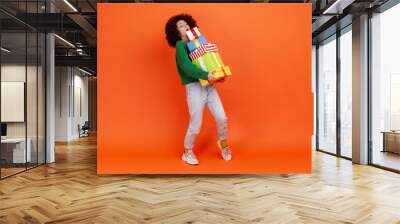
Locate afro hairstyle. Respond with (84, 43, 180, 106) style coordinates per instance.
(165, 13, 198, 48)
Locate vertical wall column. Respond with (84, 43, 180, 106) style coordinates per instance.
(352, 14, 369, 164)
(46, 0, 55, 163)
(46, 33, 55, 163)
(312, 45, 317, 151)
(88, 77, 97, 132)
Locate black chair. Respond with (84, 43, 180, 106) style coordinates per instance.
(78, 121, 90, 138)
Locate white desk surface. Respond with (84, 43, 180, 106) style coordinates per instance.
(1, 138, 29, 144)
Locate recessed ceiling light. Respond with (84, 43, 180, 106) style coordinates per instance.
(54, 34, 75, 48)
(63, 0, 78, 12)
(77, 67, 93, 76)
(1, 47, 11, 53)
(323, 0, 355, 15)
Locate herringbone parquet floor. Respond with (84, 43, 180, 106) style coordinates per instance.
(1, 134, 400, 224)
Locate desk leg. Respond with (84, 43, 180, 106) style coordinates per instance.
(382, 133, 386, 153)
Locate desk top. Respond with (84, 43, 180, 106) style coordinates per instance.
(1, 138, 30, 143)
(381, 131, 400, 134)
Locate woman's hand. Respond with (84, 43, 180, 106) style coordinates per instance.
(208, 72, 217, 83)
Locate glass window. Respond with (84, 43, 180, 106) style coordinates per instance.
(339, 27, 352, 158)
(317, 35, 337, 154)
(371, 3, 400, 171)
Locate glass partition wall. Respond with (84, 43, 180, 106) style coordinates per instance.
(317, 35, 337, 155)
(0, 1, 46, 179)
(370, 3, 400, 172)
(339, 26, 352, 159)
(316, 26, 353, 159)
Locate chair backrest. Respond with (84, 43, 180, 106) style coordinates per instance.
(82, 121, 90, 129)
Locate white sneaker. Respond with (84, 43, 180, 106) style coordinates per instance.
(217, 140, 232, 161)
(182, 150, 199, 165)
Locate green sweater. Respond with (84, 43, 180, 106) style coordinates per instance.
(175, 40, 209, 85)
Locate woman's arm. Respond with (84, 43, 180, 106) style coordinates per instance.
(176, 41, 209, 80)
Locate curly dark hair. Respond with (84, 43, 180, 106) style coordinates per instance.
(165, 13, 198, 48)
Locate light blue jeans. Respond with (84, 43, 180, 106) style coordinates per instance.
(184, 82, 228, 150)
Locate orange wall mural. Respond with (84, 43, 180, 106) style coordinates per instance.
(97, 3, 313, 174)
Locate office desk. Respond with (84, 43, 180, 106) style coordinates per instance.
(1, 138, 32, 164)
(381, 131, 400, 154)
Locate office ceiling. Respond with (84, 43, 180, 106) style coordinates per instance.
(0, 0, 394, 75)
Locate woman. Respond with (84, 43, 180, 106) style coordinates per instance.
(165, 13, 232, 165)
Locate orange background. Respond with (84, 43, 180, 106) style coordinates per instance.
(97, 3, 313, 174)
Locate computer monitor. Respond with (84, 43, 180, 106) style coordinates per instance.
(1, 123, 7, 137)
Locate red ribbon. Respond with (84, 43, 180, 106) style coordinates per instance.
(190, 28, 199, 39)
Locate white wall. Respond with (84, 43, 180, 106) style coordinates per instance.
(55, 67, 89, 141)
(1, 65, 26, 135)
(72, 72, 89, 138)
(55, 66, 70, 141)
(1, 64, 40, 137)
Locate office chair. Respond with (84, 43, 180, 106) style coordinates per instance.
(79, 121, 90, 138)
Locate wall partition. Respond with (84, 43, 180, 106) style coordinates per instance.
(0, 1, 47, 179)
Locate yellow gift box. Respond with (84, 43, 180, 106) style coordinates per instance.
(199, 66, 232, 87)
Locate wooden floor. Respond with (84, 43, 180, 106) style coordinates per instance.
(372, 150, 400, 171)
(1, 135, 400, 223)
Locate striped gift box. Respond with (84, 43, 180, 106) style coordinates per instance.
(189, 43, 219, 60)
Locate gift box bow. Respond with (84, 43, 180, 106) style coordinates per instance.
(189, 43, 219, 61)
(186, 27, 202, 41)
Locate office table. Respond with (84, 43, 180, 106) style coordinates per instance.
(381, 131, 400, 154)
